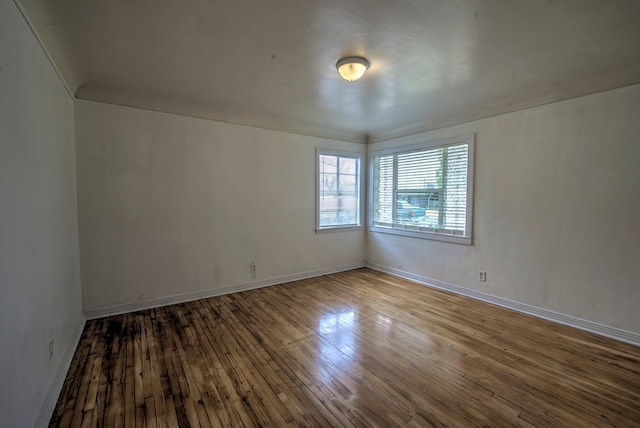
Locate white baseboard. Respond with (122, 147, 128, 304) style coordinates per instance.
(366, 262, 640, 347)
(84, 262, 365, 320)
(34, 317, 86, 428)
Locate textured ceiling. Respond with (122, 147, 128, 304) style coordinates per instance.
(20, 0, 640, 142)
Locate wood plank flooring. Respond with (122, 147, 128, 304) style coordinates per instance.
(50, 268, 640, 427)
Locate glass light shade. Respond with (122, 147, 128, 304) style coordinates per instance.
(336, 57, 370, 82)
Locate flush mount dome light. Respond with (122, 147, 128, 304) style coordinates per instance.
(336, 56, 370, 81)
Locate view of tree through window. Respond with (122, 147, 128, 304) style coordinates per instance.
(318, 154, 360, 228)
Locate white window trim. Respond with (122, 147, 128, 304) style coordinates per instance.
(316, 149, 365, 233)
(368, 133, 475, 245)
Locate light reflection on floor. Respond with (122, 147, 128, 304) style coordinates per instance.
(318, 309, 357, 356)
(315, 309, 358, 386)
(372, 312, 437, 362)
(375, 314, 393, 332)
(313, 308, 442, 398)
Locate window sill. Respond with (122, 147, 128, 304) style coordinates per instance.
(316, 225, 364, 234)
(368, 225, 472, 245)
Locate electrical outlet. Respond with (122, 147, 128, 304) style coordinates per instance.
(48, 339, 54, 360)
(250, 262, 256, 274)
(478, 271, 487, 282)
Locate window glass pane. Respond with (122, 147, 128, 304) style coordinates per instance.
(321, 173, 337, 194)
(337, 209, 357, 224)
(339, 157, 357, 174)
(340, 175, 357, 192)
(318, 153, 361, 228)
(320, 155, 338, 174)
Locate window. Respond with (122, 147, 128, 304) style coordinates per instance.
(369, 134, 474, 244)
(317, 151, 362, 231)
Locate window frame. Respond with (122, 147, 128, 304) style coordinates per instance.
(368, 133, 475, 245)
(316, 149, 365, 233)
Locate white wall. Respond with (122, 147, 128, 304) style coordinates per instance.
(75, 101, 366, 313)
(0, 1, 84, 426)
(368, 84, 640, 335)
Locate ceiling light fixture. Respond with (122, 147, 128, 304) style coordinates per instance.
(336, 57, 370, 82)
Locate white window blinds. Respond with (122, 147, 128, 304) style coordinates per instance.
(371, 135, 473, 244)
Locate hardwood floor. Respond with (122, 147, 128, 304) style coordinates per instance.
(51, 268, 640, 427)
